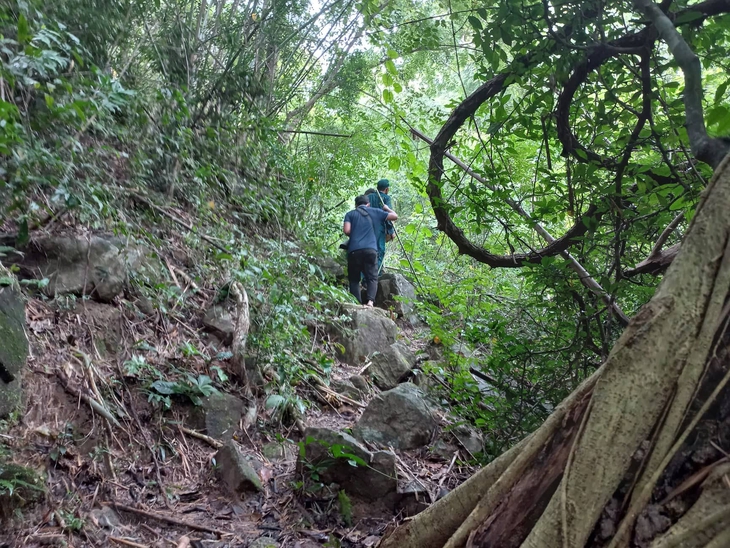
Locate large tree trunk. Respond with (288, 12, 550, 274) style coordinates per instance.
(379, 152, 730, 548)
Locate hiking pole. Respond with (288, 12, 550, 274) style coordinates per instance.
(376, 191, 427, 295)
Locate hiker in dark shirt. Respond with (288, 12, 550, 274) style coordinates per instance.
(343, 195, 398, 307)
(365, 179, 395, 272)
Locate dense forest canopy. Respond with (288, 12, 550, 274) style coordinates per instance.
(1, 0, 730, 545)
(1, 0, 729, 447)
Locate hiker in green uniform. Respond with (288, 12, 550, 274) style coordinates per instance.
(366, 179, 395, 273)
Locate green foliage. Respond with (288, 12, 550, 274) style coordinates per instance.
(2, 0, 728, 474)
(149, 374, 218, 407)
(338, 489, 353, 526)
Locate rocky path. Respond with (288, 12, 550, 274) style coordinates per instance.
(0, 235, 481, 548)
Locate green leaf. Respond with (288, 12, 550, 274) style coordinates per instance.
(16, 219, 29, 247)
(44, 94, 54, 108)
(468, 16, 483, 31)
(714, 80, 729, 104)
(17, 14, 29, 44)
(393, 82, 402, 93)
(383, 89, 394, 104)
(150, 380, 177, 395)
(388, 156, 401, 170)
(675, 11, 704, 24)
(265, 394, 286, 410)
(708, 105, 730, 134)
(386, 49, 399, 59)
(385, 59, 397, 76)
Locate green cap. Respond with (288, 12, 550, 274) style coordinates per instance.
(377, 178, 390, 189)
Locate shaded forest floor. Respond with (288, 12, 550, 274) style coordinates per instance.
(0, 205, 476, 548)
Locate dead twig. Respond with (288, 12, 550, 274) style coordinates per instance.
(107, 503, 230, 536)
(109, 537, 149, 548)
(311, 379, 366, 409)
(171, 265, 199, 290)
(177, 425, 223, 448)
(438, 453, 459, 488)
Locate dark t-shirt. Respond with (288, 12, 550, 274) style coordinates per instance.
(344, 206, 390, 252)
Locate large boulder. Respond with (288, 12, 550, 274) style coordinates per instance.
(367, 342, 416, 390)
(0, 286, 27, 419)
(375, 273, 418, 322)
(299, 427, 397, 501)
(313, 255, 345, 282)
(1, 235, 153, 302)
(332, 305, 398, 365)
(354, 384, 438, 450)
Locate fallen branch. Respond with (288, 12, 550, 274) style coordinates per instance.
(312, 379, 367, 409)
(178, 425, 223, 448)
(109, 537, 149, 548)
(106, 503, 230, 536)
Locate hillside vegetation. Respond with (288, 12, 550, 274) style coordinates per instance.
(1, 0, 730, 547)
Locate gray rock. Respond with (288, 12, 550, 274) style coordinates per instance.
(452, 424, 484, 455)
(332, 305, 398, 365)
(349, 450, 397, 502)
(191, 393, 243, 440)
(330, 379, 364, 401)
(367, 342, 416, 390)
(214, 440, 262, 494)
(349, 375, 370, 394)
(0, 286, 27, 418)
(354, 384, 438, 450)
(203, 305, 235, 345)
(451, 342, 475, 358)
(313, 256, 345, 281)
(90, 506, 121, 529)
(262, 442, 295, 461)
(248, 538, 280, 548)
(299, 427, 397, 501)
(2, 235, 152, 302)
(429, 439, 458, 461)
(408, 369, 434, 389)
(375, 273, 419, 323)
(395, 480, 431, 517)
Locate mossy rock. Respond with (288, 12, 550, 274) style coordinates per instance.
(0, 462, 45, 521)
(0, 286, 28, 419)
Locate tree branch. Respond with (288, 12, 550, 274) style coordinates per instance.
(633, 0, 730, 168)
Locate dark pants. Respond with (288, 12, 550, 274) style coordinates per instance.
(348, 249, 378, 303)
